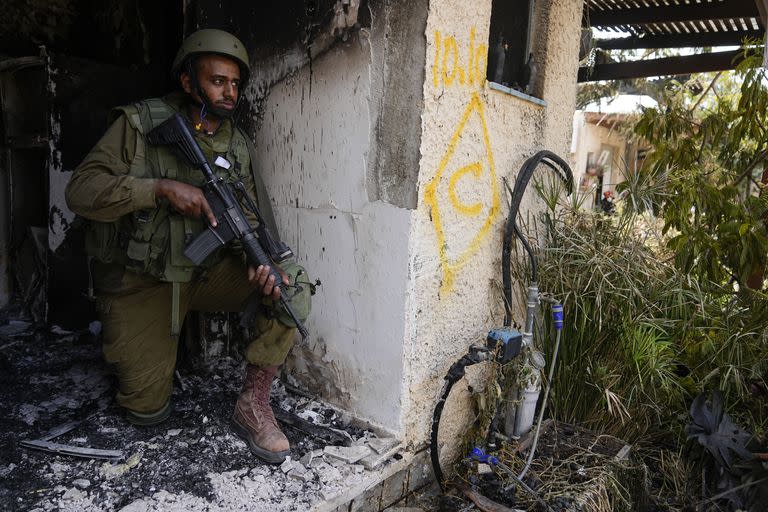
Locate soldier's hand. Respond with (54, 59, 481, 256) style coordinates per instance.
(247, 264, 289, 300)
(155, 179, 217, 227)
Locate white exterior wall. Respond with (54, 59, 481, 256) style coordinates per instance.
(254, 38, 411, 433)
(403, 0, 583, 444)
(254, 0, 584, 443)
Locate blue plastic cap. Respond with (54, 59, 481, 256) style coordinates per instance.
(552, 304, 564, 330)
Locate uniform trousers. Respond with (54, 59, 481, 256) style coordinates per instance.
(94, 254, 297, 414)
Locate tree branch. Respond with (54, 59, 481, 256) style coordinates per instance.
(689, 71, 723, 113)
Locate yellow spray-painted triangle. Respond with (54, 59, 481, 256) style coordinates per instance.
(424, 92, 500, 293)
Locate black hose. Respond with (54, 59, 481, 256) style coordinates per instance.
(502, 151, 573, 326)
(429, 150, 573, 491)
(430, 348, 488, 491)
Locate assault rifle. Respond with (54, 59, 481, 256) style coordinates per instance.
(147, 113, 309, 340)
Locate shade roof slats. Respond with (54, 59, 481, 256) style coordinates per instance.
(580, 0, 766, 81)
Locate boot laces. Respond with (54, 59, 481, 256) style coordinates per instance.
(250, 368, 278, 427)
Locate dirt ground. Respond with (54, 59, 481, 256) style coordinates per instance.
(0, 318, 396, 512)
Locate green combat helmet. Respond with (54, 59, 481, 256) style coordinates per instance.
(172, 29, 250, 118)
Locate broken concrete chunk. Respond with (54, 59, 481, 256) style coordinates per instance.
(166, 429, 182, 437)
(323, 445, 371, 464)
(291, 462, 307, 475)
(320, 489, 340, 501)
(359, 441, 402, 470)
(297, 409, 323, 424)
(61, 488, 84, 501)
(288, 468, 314, 482)
(72, 478, 91, 489)
(315, 463, 343, 484)
(366, 437, 399, 455)
(477, 463, 493, 475)
(0, 463, 16, 477)
(280, 457, 294, 474)
(299, 451, 314, 467)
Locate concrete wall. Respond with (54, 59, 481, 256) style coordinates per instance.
(251, 0, 583, 442)
(252, 3, 424, 432)
(402, 0, 583, 445)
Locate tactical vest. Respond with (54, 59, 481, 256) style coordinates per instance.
(85, 97, 278, 284)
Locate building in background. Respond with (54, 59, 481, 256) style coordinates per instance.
(569, 94, 655, 210)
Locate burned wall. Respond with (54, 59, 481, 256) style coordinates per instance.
(189, 0, 368, 129)
(0, 0, 182, 323)
(250, 1, 430, 434)
(0, 0, 179, 68)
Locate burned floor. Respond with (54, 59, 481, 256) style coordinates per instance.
(0, 312, 417, 512)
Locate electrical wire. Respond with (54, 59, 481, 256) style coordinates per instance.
(430, 151, 573, 495)
(502, 151, 573, 327)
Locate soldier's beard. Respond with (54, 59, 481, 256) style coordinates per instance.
(198, 91, 237, 120)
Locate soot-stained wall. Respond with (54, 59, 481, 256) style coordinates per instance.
(0, 0, 181, 324)
(250, 0, 429, 433)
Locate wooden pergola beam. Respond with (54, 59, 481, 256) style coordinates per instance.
(755, 0, 768, 27)
(587, 0, 757, 26)
(595, 30, 764, 50)
(578, 50, 746, 82)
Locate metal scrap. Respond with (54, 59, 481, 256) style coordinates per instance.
(20, 419, 124, 461)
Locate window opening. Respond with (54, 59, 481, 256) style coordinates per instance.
(486, 0, 537, 96)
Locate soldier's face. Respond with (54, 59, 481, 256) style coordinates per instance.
(181, 55, 241, 117)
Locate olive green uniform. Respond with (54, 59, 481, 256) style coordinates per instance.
(66, 92, 309, 415)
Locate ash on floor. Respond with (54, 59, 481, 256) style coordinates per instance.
(0, 322, 398, 512)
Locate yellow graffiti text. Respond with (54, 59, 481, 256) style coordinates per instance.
(433, 28, 487, 90)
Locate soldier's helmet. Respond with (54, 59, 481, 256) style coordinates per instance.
(172, 29, 250, 83)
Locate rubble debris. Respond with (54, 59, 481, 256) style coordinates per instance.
(61, 487, 85, 501)
(323, 445, 372, 464)
(0, 463, 16, 477)
(477, 463, 493, 475)
(360, 441, 402, 470)
(99, 452, 142, 479)
(0, 330, 405, 511)
(274, 408, 350, 446)
(72, 478, 91, 489)
(367, 437, 399, 455)
(280, 457, 294, 474)
(174, 370, 188, 392)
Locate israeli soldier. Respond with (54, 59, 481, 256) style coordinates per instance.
(65, 29, 311, 464)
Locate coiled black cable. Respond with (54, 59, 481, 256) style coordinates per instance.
(502, 151, 573, 326)
(430, 150, 573, 490)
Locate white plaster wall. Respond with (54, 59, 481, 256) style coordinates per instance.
(252, 0, 583, 444)
(253, 37, 411, 433)
(403, 0, 584, 446)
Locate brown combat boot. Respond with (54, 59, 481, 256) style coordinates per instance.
(231, 364, 290, 463)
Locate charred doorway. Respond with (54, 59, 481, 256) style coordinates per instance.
(0, 0, 183, 328)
